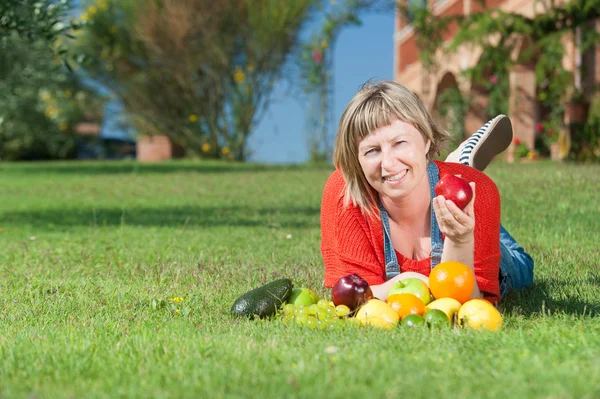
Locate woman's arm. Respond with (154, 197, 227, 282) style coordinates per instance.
(433, 182, 482, 299)
(321, 172, 385, 288)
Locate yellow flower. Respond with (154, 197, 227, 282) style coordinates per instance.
(59, 122, 69, 131)
(188, 114, 198, 123)
(39, 90, 51, 101)
(221, 147, 231, 155)
(201, 143, 211, 153)
(80, 12, 89, 22)
(88, 5, 97, 15)
(97, 0, 109, 10)
(169, 297, 184, 303)
(44, 107, 58, 119)
(233, 67, 245, 84)
(321, 40, 328, 49)
(175, 309, 180, 314)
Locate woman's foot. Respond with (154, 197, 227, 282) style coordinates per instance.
(445, 115, 513, 171)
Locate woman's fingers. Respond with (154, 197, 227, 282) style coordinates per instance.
(464, 182, 476, 216)
(434, 195, 474, 231)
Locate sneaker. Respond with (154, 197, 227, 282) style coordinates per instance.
(445, 115, 513, 171)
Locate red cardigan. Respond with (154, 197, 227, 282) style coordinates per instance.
(320, 160, 502, 303)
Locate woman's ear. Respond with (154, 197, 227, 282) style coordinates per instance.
(425, 139, 431, 155)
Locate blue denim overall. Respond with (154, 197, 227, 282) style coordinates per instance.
(379, 162, 534, 297)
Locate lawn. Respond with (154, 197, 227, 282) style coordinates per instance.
(1, 159, 599, 399)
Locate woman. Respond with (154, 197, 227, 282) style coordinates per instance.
(320, 81, 533, 304)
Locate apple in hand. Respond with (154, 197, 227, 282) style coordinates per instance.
(434, 174, 473, 210)
(387, 278, 431, 305)
(331, 273, 373, 311)
(288, 287, 320, 306)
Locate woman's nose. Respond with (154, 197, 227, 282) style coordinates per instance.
(381, 148, 397, 170)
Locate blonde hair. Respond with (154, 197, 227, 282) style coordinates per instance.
(333, 80, 448, 215)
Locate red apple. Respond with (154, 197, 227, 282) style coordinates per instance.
(331, 273, 373, 311)
(434, 174, 473, 210)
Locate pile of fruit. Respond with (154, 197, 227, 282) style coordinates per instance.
(231, 261, 502, 331)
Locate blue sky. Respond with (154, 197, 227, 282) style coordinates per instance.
(98, 9, 396, 164)
(248, 12, 395, 164)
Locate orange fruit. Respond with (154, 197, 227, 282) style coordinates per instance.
(386, 293, 426, 319)
(458, 299, 503, 331)
(429, 261, 475, 304)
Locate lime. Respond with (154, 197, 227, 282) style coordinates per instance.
(424, 309, 451, 329)
(401, 314, 425, 327)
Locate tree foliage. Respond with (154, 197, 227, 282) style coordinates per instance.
(401, 0, 600, 160)
(0, 34, 106, 160)
(0, 0, 73, 43)
(298, 0, 393, 163)
(75, 0, 318, 161)
(402, 0, 600, 104)
(0, 1, 107, 160)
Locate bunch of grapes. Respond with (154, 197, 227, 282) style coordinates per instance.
(278, 299, 353, 329)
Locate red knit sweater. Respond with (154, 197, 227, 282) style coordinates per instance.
(320, 161, 502, 304)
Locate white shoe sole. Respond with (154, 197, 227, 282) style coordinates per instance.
(459, 115, 513, 171)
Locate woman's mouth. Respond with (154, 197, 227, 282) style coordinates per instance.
(383, 169, 408, 183)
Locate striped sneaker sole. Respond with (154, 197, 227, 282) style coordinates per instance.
(459, 115, 513, 170)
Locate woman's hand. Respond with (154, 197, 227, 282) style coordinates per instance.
(433, 181, 476, 245)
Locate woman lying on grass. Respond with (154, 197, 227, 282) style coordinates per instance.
(320, 80, 534, 304)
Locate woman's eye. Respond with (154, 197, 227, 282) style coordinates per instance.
(396, 140, 406, 145)
(365, 148, 378, 155)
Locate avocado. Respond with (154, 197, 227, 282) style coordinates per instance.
(231, 278, 293, 318)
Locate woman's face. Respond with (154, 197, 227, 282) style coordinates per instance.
(357, 119, 431, 202)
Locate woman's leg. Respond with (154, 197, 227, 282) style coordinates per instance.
(498, 225, 535, 296)
(445, 115, 513, 171)
(446, 115, 533, 295)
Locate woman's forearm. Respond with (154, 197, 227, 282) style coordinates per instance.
(441, 237, 482, 299)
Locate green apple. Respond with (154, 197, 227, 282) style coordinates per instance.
(288, 288, 319, 306)
(387, 278, 432, 305)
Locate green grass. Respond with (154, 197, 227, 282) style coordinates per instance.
(1, 159, 599, 399)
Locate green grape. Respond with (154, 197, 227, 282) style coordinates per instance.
(281, 314, 294, 325)
(307, 304, 319, 315)
(306, 317, 317, 329)
(317, 299, 330, 309)
(282, 304, 296, 315)
(316, 308, 329, 320)
(295, 307, 308, 316)
(335, 304, 350, 317)
(325, 307, 337, 318)
(295, 313, 309, 325)
(315, 319, 328, 330)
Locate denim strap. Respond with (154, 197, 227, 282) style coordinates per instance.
(379, 201, 401, 280)
(428, 162, 444, 269)
(380, 161, 444, 280)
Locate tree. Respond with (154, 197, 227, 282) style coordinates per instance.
(299, 0, 393, 163)
(75, 0, 319, 161)
(0, 0, 75, 44)
(0, 0, 107, 160)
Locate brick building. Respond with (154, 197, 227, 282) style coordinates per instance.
(394, 0, 600, 151)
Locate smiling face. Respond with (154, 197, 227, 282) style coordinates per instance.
(357, 119, 431, 202)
